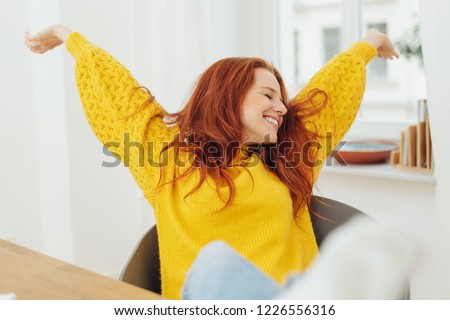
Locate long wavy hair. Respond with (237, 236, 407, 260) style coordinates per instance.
(147, 57, 327, 218)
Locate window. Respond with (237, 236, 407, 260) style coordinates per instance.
(292, 0, 343, 87)
(323, 27, 341, 63)
(294, 29, 300, 84)
(366, 22, 387, 78)
(361, 0, 425, 122)
(285, 0, 425, 137)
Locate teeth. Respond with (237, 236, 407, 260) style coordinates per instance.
(263, 116, 278, 127)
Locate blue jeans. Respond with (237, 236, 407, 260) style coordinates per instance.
(182, 241, 283, 300)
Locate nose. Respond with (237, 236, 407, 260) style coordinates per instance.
(274, 100, 287, 116)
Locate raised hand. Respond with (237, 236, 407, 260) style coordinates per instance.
(24, 24, 72, 54)
(362, 28, 400, 60)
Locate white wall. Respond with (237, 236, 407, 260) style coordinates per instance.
(27, 0, 75, 263)
(419, 0, 450, 298)
(0, 0, 43, 248)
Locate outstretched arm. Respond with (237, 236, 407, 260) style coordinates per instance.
(293, 29, 398, 177)
(25, 25, 179, 196)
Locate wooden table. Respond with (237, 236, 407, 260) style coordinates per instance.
(0, 240, 163, 299)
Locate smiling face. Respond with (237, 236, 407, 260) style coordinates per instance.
(241, 68, 288, 144)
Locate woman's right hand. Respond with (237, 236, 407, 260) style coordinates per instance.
(25, 24, 72, 54)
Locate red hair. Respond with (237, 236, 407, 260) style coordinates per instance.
(150, 57, 327, 217)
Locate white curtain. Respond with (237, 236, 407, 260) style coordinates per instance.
(132, 0, 278, 112)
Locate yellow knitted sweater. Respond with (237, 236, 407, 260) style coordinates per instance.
(66, 33, 376, 299)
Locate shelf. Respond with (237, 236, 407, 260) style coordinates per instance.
(321, 161, 436, 184)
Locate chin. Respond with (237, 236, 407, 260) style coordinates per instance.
(265, 137, 277, 144)
(258, 137, 278, 144)
(261, 134, 278, 144)
(243, 132, 278, 144)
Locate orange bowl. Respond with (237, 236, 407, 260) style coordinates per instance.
(335, 140, 399, 164)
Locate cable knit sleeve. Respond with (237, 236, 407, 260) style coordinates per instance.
(292, 41, 377, 179)
(66, 32, 179, 194)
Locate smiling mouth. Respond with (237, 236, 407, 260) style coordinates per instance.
(263, 116, 279, 127)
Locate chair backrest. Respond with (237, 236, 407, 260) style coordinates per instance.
(119, 196, 409, 298)
(120, 225, 161, 293)
(309, 195, 365, 247)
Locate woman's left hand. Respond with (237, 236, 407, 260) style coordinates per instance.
(362, 28, 400, 60)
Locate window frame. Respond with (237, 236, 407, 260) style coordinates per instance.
(276, 0, 419, 140)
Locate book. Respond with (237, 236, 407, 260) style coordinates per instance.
(407, 125, 417, 167)
(400, 131, 408, 166)
(416, 121, 426, 168)
(425, 116, 431, 169)
(390, 150, 400, 166)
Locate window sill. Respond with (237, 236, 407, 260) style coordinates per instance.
(321, 161, 436, 184)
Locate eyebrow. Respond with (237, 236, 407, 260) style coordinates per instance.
(260, 86, 279, 93)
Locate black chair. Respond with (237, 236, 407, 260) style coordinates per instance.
(309, 195, 365, 247)
(119, 196, 409, 298)
(120, 224, 161, 294)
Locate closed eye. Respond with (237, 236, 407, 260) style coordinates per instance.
(264, 94, 273, 100)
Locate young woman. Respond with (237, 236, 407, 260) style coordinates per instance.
(25, 25, 399, 299)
